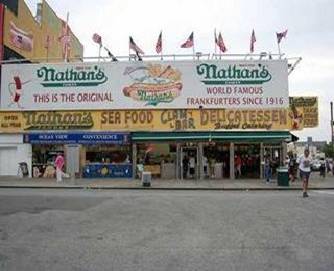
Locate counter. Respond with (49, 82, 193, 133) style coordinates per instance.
(83, 163, 133, 178)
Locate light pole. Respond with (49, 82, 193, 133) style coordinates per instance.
(331, 102, 333, 157)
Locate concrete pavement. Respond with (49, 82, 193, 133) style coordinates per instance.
(1, 189, 334, 271)
(0, 173, 333, 190)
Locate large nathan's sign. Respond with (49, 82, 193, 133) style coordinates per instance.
(0, 60, 288, 110)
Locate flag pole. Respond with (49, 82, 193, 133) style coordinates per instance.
(277, 37, 282, 59)
(98, 44, 102, 62)
(64, 12, 69, 62)
(161, 30, 163, 60)
(128, 37, 131, 61)
(192, 32, 195, 60)
(214, 28, 217, 56)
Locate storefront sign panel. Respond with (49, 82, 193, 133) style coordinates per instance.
(24, 132, 129, 144)
(289, 96, 318, 129)
(1, 60, 288, 110)
(0, 109, 298, 132)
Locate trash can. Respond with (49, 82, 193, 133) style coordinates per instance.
(18, 162, 29, 178)
(214, 163, 223, 179)
(142, 171, 151, 187)
(277, 167, 289, 186)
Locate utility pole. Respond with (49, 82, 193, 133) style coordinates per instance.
(331, 102, 333, 157)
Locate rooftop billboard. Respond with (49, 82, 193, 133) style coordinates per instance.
(0, 60, 289, 110)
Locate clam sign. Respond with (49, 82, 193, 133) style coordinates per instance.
(0, 60, 288, 110)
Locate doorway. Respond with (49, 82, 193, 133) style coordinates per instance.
(181, 146, 199, 180)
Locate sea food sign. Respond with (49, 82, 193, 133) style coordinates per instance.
(0, 60, 288, 110)
(0, 108, 298, 132)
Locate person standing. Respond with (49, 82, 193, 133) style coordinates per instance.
(235, 155, 242, 178)
(189, 156, 196, 179)
(182, 155, 189, 179)
(264, 154, 272, 184)
(298, 149, 312, 198)
(55, 153, 65, 182)
(203, 155, 208, 178)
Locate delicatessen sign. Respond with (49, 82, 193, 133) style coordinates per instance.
(0, 108, 300, 132)
(0, 60, 288, 110)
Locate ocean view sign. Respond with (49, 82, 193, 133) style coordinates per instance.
(0, 60, 288, 110)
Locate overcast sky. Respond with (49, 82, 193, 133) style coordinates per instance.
(25, 0, 334, 142)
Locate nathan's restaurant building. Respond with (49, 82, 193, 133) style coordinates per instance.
(0, 60, 316, 180)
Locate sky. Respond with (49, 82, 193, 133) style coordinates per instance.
(25, 0, 334, 142)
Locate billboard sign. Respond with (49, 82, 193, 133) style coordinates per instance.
(0, 60, 289, 110)
(0, 108, 295, 133)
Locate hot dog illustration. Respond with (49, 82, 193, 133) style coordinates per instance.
(123, 64, 182, 106)
(8, 75, 30, 109)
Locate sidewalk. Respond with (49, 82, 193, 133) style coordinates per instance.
(0, 174, 333, 190)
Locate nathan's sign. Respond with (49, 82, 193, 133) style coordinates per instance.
(0, 108, 297, 133)
(37, 65, 108, 87)
(23, 111, 94, 130)
(0, 60, 288, 111)
(196, 63, 272, 85)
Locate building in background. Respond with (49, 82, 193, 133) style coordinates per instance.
(0, 0, 83, 177)
(0, 0, 83, 62)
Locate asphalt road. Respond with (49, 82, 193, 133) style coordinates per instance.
(0, 189, 333, 271)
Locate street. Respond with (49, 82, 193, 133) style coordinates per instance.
(0, 189, 333, 271)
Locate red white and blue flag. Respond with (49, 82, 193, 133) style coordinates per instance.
(181, 32, 194, 48)
(217, 32, 227, 53)
(276, 29, 288, 44)
(155, 31, 162, 54)
(92, 33, 102, 46)
(129, 36, 144, 55)
(250, 29, 256, 53)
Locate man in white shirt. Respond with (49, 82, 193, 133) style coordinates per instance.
(298, 149, 312, 198)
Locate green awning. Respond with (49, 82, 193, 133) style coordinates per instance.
(132, 131, 294, 143)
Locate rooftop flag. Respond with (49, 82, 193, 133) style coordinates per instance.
(276, 29, 288, 44)
(217, 32, 227, 53)
(92, 33, 102, 46)
(250, 29, 256, 53)
(129, 36, 144, 55)
(156, 31, 162, 54)
(181, 32, 194, 48)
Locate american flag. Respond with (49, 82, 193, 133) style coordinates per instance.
(58, 19, 71, 60)
(155, 31, 162, 54)
(250, 29, 256, 53)
(217, 32, 227, 53)
(181, 32, 194, 48)
(92, 33, 102, 45)
(129, 36, 144, 55)
(276, 29, 288, 44)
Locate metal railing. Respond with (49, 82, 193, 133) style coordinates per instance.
(0, 53, 302, 75)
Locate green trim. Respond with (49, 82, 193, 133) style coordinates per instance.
(132, 131, 292, 143)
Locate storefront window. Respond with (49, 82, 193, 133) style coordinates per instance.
(86, 145, 131, 164)
(235, 144, 260, 178)
(137, 143, 176, 178)
(32, 145, 64, 178)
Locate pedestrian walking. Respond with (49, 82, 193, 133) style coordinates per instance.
(288, 155, 296, 182)
(55, 153, 65, 182)
(298, 149, 312, 198)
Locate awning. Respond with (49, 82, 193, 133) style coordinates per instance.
(132, 131, 294, 143)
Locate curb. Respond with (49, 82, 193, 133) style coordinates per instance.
(0, 185, 334, 191)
